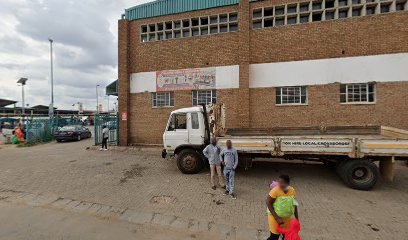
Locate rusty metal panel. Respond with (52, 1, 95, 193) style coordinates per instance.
(360, 139, 408, 155)
(218, 137, 275, 153)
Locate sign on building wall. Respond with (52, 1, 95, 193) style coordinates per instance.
(156, 67, 216, 92)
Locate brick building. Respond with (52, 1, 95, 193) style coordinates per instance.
(118, 0, 408, 145)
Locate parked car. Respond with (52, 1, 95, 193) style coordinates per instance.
(54, 126, 92, 142)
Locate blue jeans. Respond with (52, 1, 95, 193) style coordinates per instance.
(224, 169, 235, 194)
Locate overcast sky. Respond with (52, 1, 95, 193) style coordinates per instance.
(0, 0, 150, 111)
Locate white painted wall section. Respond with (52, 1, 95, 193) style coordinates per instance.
(130, 72, 156, 93)
(250, 53, 408, 88)
(130, 65, 240, 93)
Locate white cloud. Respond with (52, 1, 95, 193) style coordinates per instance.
(0, 0, 151, 111)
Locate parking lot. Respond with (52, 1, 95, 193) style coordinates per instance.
(0, 138, 407, 239)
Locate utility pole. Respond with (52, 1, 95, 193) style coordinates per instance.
(107, 95, 110, 114)
(48, 38, 54, 118)
(96, 84, 100, 114)
(17, 78, 28, 116)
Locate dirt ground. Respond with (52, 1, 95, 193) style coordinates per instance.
(0, 138, 407, 239)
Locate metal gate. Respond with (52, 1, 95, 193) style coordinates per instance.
(94, 113, 118, 146)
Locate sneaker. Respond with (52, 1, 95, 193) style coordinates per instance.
(223, 190, 229, 195)
(103, 149, 108, 151)
(230, 193, 237, 200)
(212, 186, 216, 190)
(99, 148, 103, 151)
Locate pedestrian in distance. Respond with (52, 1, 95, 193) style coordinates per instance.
(100, 125, 109, 151)
(203, 137, 225, 190)
(266, 175, 299, 240)
(220, 140, 238, 199)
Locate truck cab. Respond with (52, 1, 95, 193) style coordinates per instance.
(162, 106, 210, 174)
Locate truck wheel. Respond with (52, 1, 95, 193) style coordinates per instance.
(176, 149, 203, 174)
(342, 160, 380, 191)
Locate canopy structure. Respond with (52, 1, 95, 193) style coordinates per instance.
(0, 98, 17, 107)
(106, 80, 118, 96)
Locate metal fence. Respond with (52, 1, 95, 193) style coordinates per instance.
(25, 116, 83, 145)
(94, 113, 118, 146)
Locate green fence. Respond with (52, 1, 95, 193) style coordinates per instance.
(25, 116, 84, 145)
(25, 118, 53, 144)
(94, 114, 118, 146)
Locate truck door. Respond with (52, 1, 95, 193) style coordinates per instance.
(164, 113, 188, 149)
(188, 112, 204, 145)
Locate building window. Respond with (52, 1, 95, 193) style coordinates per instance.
(252, 0, 407, 29)
(141, 12, 238, 42)
(340, 83, 376, 103)
(152, 92, 174, 107)
(276, 86, 308, 105)
(192, 90, 216, 106)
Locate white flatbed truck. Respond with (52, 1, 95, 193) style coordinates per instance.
(162, 104, 408, 190)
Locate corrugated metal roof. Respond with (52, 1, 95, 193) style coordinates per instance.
(124, 0, 241, 21)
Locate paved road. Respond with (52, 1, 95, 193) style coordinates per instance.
(0, 201, 214, 240)
(0, 138, 407, 239)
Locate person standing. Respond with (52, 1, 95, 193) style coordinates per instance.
(15, 123, 25, 143)
(100, 125, 109, 151)
(266, 175, 299, 240)
(220, 140, 238, 199)
(203, 137, 225, 190)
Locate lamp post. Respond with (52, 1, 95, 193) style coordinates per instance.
(96, 84, 100, 113)
(17, 78, 28, 116)
(107, 95, 110, 114)
(48, 38, 54, 118)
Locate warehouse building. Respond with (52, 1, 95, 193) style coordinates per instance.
(118, 0, 408, 145)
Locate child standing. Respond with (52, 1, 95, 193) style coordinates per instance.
(220, 140, 238, 199)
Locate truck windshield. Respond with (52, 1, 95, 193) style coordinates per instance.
(167, 113, 187, 131)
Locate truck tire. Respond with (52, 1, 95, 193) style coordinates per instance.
(176, 149, 203, 174)
(342, 160, 380, 191)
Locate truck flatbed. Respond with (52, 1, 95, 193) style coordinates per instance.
(163, 104, 408, 190)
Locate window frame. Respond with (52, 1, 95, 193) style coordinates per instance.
(251, 0, 408, 30)
(152, 92, 174, 108)
(340, 83, 376, 104)
(192, 90, 217, 106)
(140, 11, 239, 43)
(275, 86, 308, 106)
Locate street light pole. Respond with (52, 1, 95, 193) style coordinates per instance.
(17, 78, 28, 116)
(48, 38, 54, 118)
(107, 95, 110, 114)
(96, 85, 100, 113)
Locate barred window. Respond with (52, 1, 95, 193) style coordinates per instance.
(152, 92, 174, 107)
(340, 83, 375, 103)
(276, 86, 307, 105)
(192, 90, 216, 106)
(141, 12, 238, 43)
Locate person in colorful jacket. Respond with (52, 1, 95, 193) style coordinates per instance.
(266, 174, 299, 240)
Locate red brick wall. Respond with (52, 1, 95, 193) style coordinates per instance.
(118, 0, 408, 145)
(249, 82, 408, 129)
(129, 89, 241, 144)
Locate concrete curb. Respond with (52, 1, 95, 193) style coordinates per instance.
(88, 145, 162, 153)
(0, 188, 268, 240)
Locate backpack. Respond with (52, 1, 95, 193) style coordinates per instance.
(273, 196, 297, 218)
